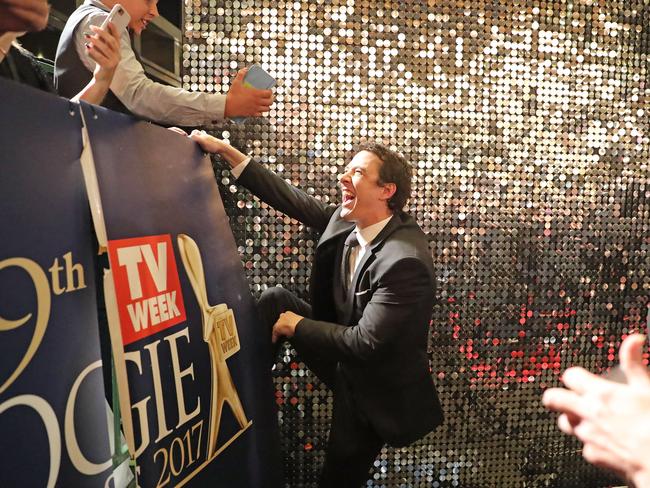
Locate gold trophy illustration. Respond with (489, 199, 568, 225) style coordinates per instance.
(177, 234, 252, 460)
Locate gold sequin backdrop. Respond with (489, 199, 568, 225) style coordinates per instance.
(182, 1, 649, 486)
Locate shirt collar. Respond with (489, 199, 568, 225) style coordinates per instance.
(355, 215, 393, 248)
(85, 0, 110, 12)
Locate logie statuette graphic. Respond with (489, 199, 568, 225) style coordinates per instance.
(177, 234, 252, 460)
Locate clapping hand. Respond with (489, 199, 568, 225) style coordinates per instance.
(543, 334, 650, 487)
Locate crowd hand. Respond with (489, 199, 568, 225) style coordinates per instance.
(85, 23, 121, 84)
(542, 334, 650, 487)
(224, 68, 273, 118)
(0, 0, 49, 34)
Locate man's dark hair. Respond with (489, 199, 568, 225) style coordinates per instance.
(355, 142, 413, 211)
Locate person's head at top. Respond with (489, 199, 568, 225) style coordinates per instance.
(0, 0, 49, 35)
(338, 143, 412, 229)
(103, 0, 159, 35)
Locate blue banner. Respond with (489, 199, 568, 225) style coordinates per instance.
(81, 103, 281, 487)
(0, 79, 113, 487)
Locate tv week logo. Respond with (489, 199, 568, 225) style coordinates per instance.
(108, 234, 186, 345)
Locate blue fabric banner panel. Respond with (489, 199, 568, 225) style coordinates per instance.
(0, 80, 113, 487)
(80, 103, 282, 488)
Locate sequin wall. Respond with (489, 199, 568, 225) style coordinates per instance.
(182, 0, 650, 486)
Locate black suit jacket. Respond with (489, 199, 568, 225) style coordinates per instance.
(238, 159, 443, 447)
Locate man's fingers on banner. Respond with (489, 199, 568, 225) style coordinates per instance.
(167, 127, 188, 136)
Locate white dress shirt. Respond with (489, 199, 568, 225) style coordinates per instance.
(74, 0, 226, 125)
(346, 216, 392, 284)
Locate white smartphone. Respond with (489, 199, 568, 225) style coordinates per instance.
(100, 3, 131, 33)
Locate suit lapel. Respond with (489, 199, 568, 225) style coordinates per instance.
(317, 207, 355, 250)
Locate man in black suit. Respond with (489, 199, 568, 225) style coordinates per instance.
(191, 131, 443, 487)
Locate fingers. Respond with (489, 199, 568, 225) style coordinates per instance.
(85, 25, 120, 69)
(580, 441, 628, 479)
(620, 334, 650, 387)
(0, 1, 49, 32)
(558, 414, 626, 474)
(189, 131, 222, 153)
(86, 37, 110, 62)
(104, 21, 121, 41)
(89, 24, 120, 57)
(543, 387, 584, 415)
(248, 88, 273, 99)
(271, 323, 280, 344)
(557, 413, 580, 435)
(189, 129, 207, 141)
(233, 68, 247, 84)
(167, 127, 188, 136)
(247, 89, 273, 108)
(91, 24, 121, 52)
(87, 45, 109, 68)
(561, 366, 614, 396)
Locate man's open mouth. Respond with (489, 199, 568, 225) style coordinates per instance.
(342, 190, 356, 206)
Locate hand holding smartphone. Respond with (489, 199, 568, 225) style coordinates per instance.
(231, 64, 276, 123)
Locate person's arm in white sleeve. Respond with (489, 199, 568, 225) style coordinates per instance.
(75, 13, 223, 125)
(74, 13, 272, 126)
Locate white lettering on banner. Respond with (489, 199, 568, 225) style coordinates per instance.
(0, 365, 114, 486)
(141, 243, 168, 293)
(144, 339, 173, 443)
(124, 351, 152, 458)
(116, 246, 144, 300)
(126, 327, 201, 452)
(126, 292, 181, 332)
(166, 328, 201, 429)
(117, 242, 168, 301)
(48, 252, 87, 296)
(64, 360, 112, 475)
(0, 254, 112, 485)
